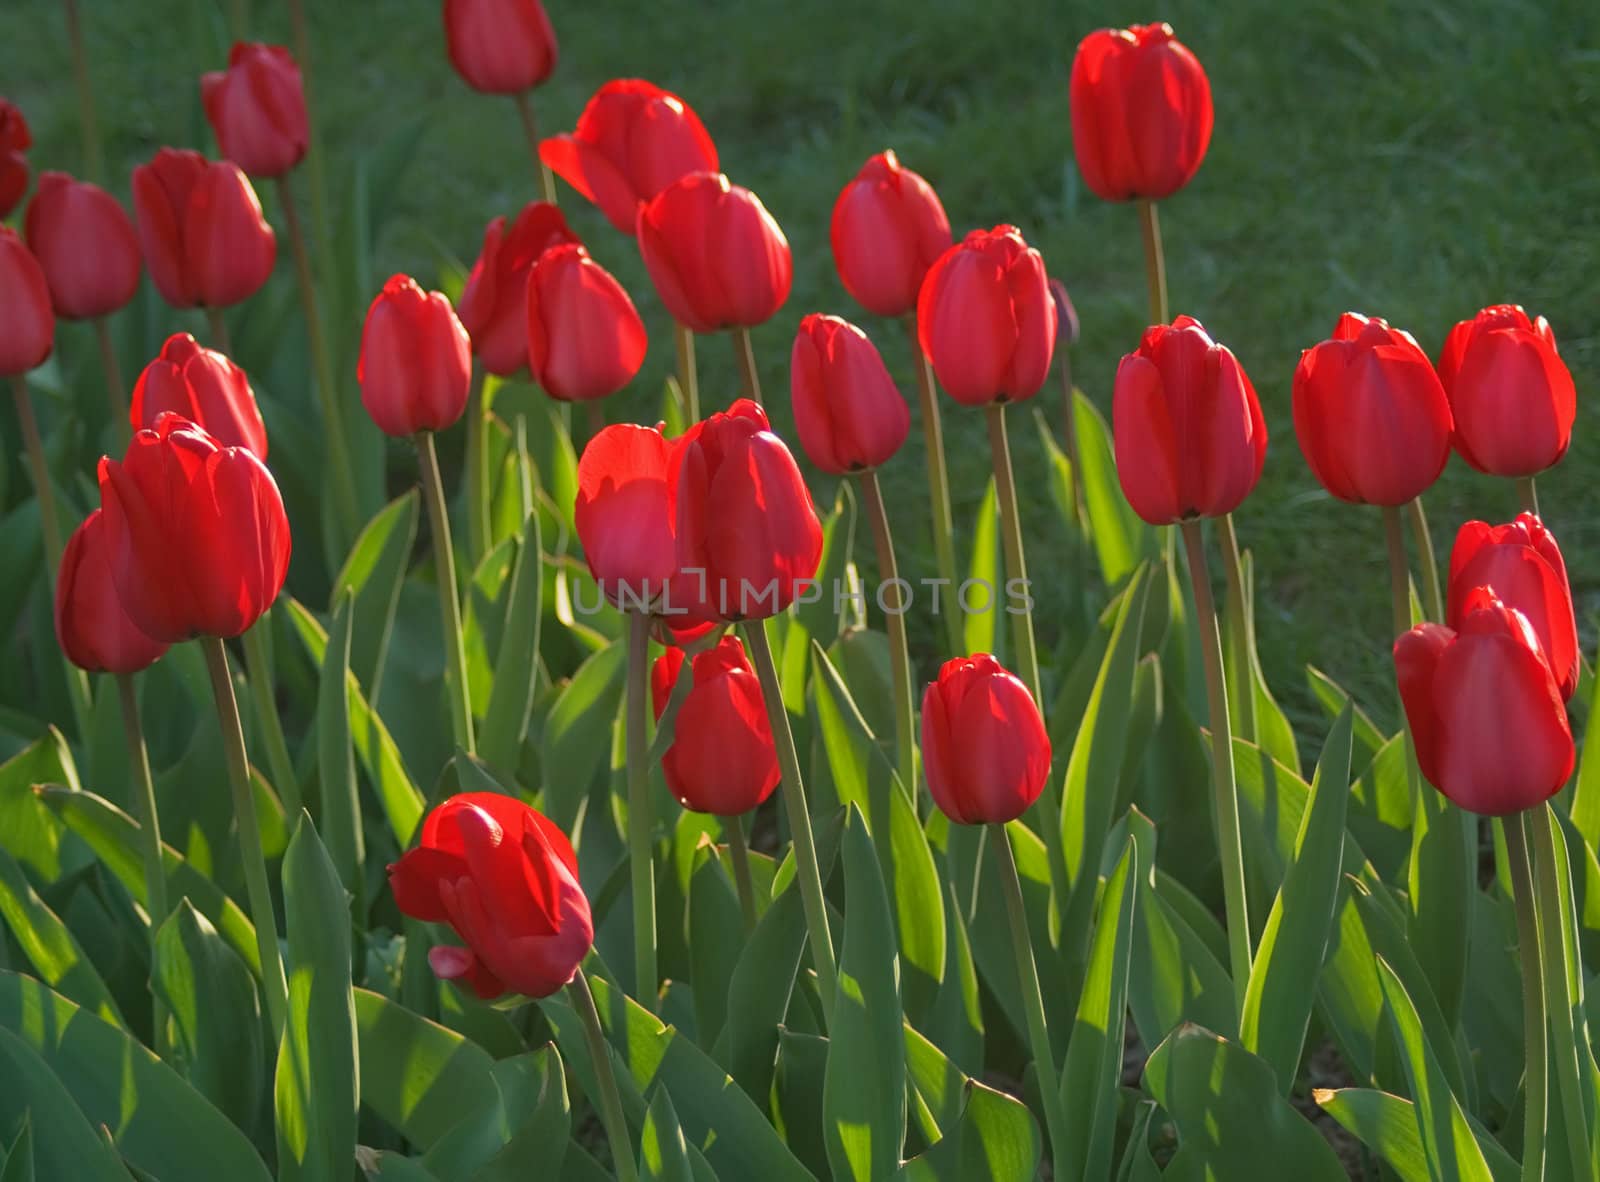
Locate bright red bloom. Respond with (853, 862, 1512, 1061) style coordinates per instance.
(55, 509, 169, 675)
(790, 313, 909, 474)
(442, 0, 557, 95)
(388, 793, 592, 999)
(540, 79, 718, 235)
(1395, 589, 1573, 816)
(1292, 312, 1453, 506)
(132, 149, 276, 310)
(201, 44, 308, 179)
(1437, 304, 1575, 478)
(651, 638, 779, 815)
(921, 654, 1052, 825)
(830, 150, 951, 318)
(636, 172, 791, 333)
(0, 228, 53, 377)
(24, 172, 141, 320)
(575, 422, 681, 610)
(1113, 315, 1266, 524)
(130, 333, 268, 458)
(358, 274, 473, 436)
(526, 244, 647, 402)
(1446, 513, 1577, 700)
(0, 99, 31, 220)
(458, 201, 580, 377)
(1069, 22, 1213, 203)
(97, 413, 291, 643)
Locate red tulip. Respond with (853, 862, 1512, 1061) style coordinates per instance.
(1447, 513, 1577, 700)
(358, 274, 473, 436)
(201, 43, 309, 179)
(0, 99, 31, 220)
(133, 149, 277, 309)
(1394, 588, 1573, 816)
(1292, 312, 1453, 506)
(98, 413, 291, 643)
(1438, 304, 1575, 478)
(540, 79, 718, 235)
(526, 244, 647, 402)
(1112, 315, 1266, 524)
(442, 0, 557, 95)
(575, 422, 681, 610)
(55, 510, 169, 675)
(916, 225, 1055, 406)
(830, 150, 951, 318)
(131, 333, 268, 458)
(458, 201, 580, 377)
(650, 637, 779, 815)
(0, 228, 53, 377)
(790, 313, 909, 474)
(921, 654, 1051, 824)
(636, 172, 791, 333)
(388, 792, 592, 999)
(1069, 22, 1213, 203)
(24, 172, 141, 320)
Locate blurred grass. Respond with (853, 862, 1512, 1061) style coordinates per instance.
(5, 0, 1600, 730)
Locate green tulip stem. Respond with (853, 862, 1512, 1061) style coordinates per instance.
(585, 401, 607, 444)
(114, 671, 170, 1054)
(1215, 512, 1257, 739)
(567, 970, 640, 1182)
(983, 403, 1040, 704)
(724, 815, 758, 933)
(742, 620, 838, 1020)
(732, 327, 762, 406)
(1530, 805, 1591, 1180)
(513, 91, 559, 205)
(62, 0, 104, 183)
(674, 322, 700, 422)
(1518, 476, 1541, 519)
(285, 0, 333, 275)
(857, 469, 918, 805)
(92, 318, 128, 443)
(241, 616, 302, 816)
(463, 365, 490, 567)
(415, 431, 477, 756)
(1055, 350, 1086, 529)
(204, 306, 234, 355)
(228, 0, 248, 39)
(200, 636, 288, 1036)
(1137, 199, 1168, 326)
(906, 316, 964, 656)
(1505, 812, 1549, 1182)
(624, 611, 658, 1010)
(1405, 498, 1444, 623)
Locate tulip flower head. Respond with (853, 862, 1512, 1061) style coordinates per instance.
(525, 244, 647, 402)
(201, 43, 309, 179)
(358, 274, 474, 436)
(55, 510, 169, 675)
(458, 201, 580, 377)
(24, 172, 142, 320)
(790, 313, 910, 474)
(921, 654, 1052, 825)
(0, 227, 54, 376)
(575, 422, 683, 612)
(0, 98, 31, 220)
(651, 638, 779, 815)
(830, 150, 952, 319)
(442, 0, 558, 95)
(131, 333, 269, 458)
(133, 149, 277, 310)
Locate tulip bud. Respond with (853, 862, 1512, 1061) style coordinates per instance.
(651, 637, 779, 815)
(1069, 22, 1214, 202)
(200, 43, 309, 179)
(790, 313, 910, 474)
(829, 150, 951, 318)
(575, 422, 681, 612)
(1292, 312, 1453, 506)
(133, 149, 277, 310)
(358, 275, 473, 437)
(526, 244, 647, 402)
(0, 228, 54, 377)
(540, 79, 718, 235)
(1394, 589, 1573, 816)
(131, 333, 269, 458)
(458, 201, 580, 377)
(1438, 304, 1575, 478)
(921, 654, 1052, 824)
(443, 0, 557, 95)
(0, 99, 32, 220)
(637, 172, 791, 333)
(916, 225, 1055, 406)
(98, 413, 291, 642)
(388, 792, 593, 999)
(24, 172, 142, 320)
(1112, 315, 1266, 524)
(55, 510, 169, 675)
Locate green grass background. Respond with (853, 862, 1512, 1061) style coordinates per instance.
(6, 0, 1599, 727)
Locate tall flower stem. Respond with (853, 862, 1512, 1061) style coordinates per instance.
(205, 306, 233, 356)
(983, 404, 1040, 704)
(674, 323, 700, 422)
(732, 327, 762, 406)
(1530, 805, 1591, 1180)
(567, 970, 639, 1182)
(286, 0, 333, 283)
(906, 317, 963, 656)
(1518, 476, 1541, 518)
(1179, 519, 1253, 1012)
(1056, 350, 1085, 528)
(61, 0, 104, 183)
(241, 616, 302, 815)
(416, 432, 475, 754)
(1215, 512, 1257, 739)
(857, 470, 917, 802)
(200, 636, 288, 1036)
(742, 621, 837, 1018)
(92, 318, 128, 441)
(585, 401, 607, 443)
(462, 366, 490, 567)
(1504, 812, 1548, 1182)
(228, 0, 248, 40)
(513, 92, 559, 205)
(1137, 199, 1168, 325)
(1405, 498, 1444, 622)
(115, 672, 170, 1052)
(624, 611, 657, 1010)
(724, 815, 758, 933)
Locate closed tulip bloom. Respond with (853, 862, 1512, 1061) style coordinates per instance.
(1070, 22, 1213, 203)
(1447, 513, 1577, 700)
(830, 151, 952, 318)
(651, 638, 779, 815)
(1292, 313, 1453, 506)
(540, 79, 718, 235)
(1437, 304, 1575, 478)
(1395, 588, 1573, 816)
(443, 0, 557, 94)
(1113, 315, 1266, 524)
(98, 413, 291, 643)
(921, 654, 1051, 825)
(24, 172, 141, 320)
(790, 313, 910, 474)
(526, 244, 647, 401)
(575, 422, 681, 610)
(133, 149, 276, 309)
(636, 172, 792, 333)
(388, 793, 592, 999)
(131, 333, 268, 458)
(55, 510, 169, 675)
(358, 275, 473, 436)
(458, 201, 580, 377)
(200, 44, 308, 179)
(0, 228, 54, 376)
(917, 225, 1055, 406)
(0, 99, 31, 220)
